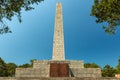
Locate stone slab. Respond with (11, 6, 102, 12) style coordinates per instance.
(15, 68, 49, 77)
(0, 77, 120, 80)
(68, 60, 84, 68)
(71, 68, 101, 77)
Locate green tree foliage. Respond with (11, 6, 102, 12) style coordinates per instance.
(0, 57, 7, 77)
(0, 57, 36, 77)
(102, 64, 117, 77)
(91, 0, 120, 34)
(116, 57, 120, 73)
(0, 57, 17, 77)
(18, 63, 31, 68)
(84, 63, 100, 68)
(6, 63, 17, 77)
(0, 0, 43, 34)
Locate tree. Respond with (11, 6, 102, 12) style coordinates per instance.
(102, 64, 117, 77)
(84, 63, 100, 68)
(18, 63, 31, 68)
(0, 0, 44, 34)
(91, 0, 120, 34)
(0, 58, 36, 76)
(0, 57, 7, 77)
(6, 63, 17, 77)
(0, 57, 17, 77)
(116, 57, 120, 73)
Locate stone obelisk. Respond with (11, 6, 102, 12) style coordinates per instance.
(52, 3, 65, 60)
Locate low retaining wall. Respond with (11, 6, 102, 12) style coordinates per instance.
(0, 77, 120, 80)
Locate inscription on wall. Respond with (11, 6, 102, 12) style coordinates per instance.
(50, 63, 69, 77)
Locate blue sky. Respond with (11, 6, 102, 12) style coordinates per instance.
(0, 0, 120, 68)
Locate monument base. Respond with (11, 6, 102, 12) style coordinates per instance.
(0, 77, 120, 80)
(15, 60, 101, 78)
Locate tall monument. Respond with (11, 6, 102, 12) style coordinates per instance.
(14, 2, 102, 79)
(52, 3, 65, 60)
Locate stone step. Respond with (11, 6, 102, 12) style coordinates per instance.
(0, 77, 120, 80)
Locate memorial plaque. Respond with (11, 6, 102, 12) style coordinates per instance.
(50, 63, 59, 77)
(50, 63, 69, 77)
(59, 63, 69, 77)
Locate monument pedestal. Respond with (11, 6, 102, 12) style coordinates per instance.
(15, 60, 101, 78)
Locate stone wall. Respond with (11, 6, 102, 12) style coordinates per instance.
(0, 77, 120, 80)
(15, 68, 49, 77)
(33, 60, 49, 68)
(0, 77, 17, 80)
(16, 60, 100, 78)
(33, 60, 84, 69)
(69, 60, 84, 68)
(16, 60, 50, 77)
(70, 68, 101, 77)
(115, 74, 120, 78)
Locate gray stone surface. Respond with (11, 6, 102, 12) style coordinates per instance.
(52, 2, 65, 60)
(33, 60, 49, 68)
(71, 68, 101, 77)
(1, 77, 120, 80)
(16, 60, 101, 78)
(33, 60, 84, 69)
(16, 61, 50, 78)
(68, 60, 84, 68)
(16, 68, 49, 77)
